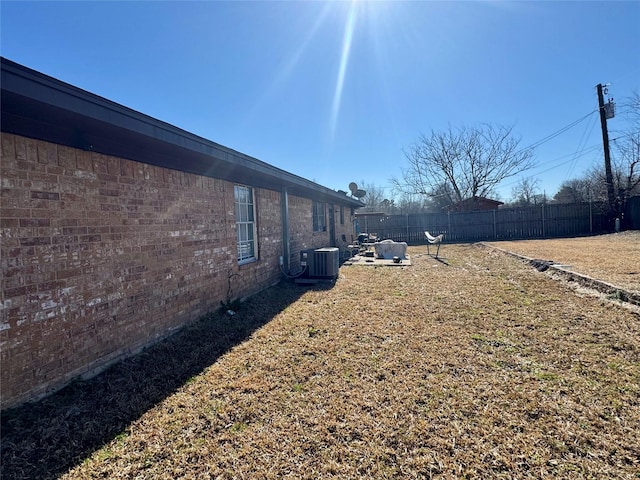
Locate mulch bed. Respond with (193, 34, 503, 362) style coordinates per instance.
(2, 239, 639, 479)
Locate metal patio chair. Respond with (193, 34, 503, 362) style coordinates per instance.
(424, 231, 444, 258)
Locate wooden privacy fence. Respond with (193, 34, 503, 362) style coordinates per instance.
(358, 202, 617, 244)
(625, 195, 640, 230)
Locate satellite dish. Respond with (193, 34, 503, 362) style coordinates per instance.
(354, 189, 366, 199)
(348, 182, 358, 194)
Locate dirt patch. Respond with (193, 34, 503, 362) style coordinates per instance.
(2, 243, 639, 479)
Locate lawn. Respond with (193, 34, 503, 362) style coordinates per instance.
(485, 231, 640, 295)
(2, 237, 639, 479)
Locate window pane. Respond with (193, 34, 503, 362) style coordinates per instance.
(313, 200, 325, 231)
(235, 185, 256, 262)
(237, 186, 246, 204)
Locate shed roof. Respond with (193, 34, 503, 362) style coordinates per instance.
(449, 196, 504, 212)
(1, 57, 363, 208)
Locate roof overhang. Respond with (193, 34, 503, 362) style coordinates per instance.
(1, 57, 364, 208)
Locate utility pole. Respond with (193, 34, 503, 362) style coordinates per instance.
(596, 83, 616, 219)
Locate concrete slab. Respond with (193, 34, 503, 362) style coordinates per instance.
(344, 254, 412, 267)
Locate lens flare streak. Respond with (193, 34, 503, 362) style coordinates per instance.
(329, 3, 357, 141)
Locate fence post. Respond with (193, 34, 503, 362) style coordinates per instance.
(448, 211, 451, 239)
(542, 203, 545, 237)
(493, 210, 497, 239)
(406, 213, 409, 243)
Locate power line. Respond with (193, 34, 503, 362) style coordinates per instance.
(375, 107, 636, 198)
(528, 145, 601, 177)
(500, 129, 639, 193)
(500, 144, 602, 192)
(565, 110, 598, 181)
(516, 109, 599, 155)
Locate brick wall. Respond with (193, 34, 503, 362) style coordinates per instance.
(284, 198, 357, 272)
(0, 133, 288, 409)
(333, 204, 357, 247)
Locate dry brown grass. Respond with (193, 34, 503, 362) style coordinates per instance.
(2, 240, 639, 479)
(486, 231, 640, 295)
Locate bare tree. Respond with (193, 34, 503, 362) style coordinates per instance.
(574, 92, 640, 217)
(423, 182, 457, 212)
(394, 192, 427, 214)
(610, 91, 640, 207)
(510, 177, 541, 206)
(580, 158, 640, 208)
(395, 124, 535, 209)
(380, 198, 397, 214)
(359, 180, 386, 212)
(552, 178, 592, 203)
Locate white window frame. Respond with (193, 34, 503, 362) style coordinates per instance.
(235, 185, 257, 264)
(313, 200, 326, 232)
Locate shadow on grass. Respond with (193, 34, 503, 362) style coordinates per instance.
(414, 252, 450, 266)
(0, 280, 316, 480)
(432, 255, 449, 266)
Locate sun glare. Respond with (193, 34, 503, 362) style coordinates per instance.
(245, 0, 389, 149)
(329, 1, 358, 142)
(244, 3, 333, 123)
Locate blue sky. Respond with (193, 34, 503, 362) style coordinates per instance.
(2, 1, 639, 202)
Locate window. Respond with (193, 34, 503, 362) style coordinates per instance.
(339, 206, 344, 225)
(313, 200, 326, 232)
(235, 185, 256, 263)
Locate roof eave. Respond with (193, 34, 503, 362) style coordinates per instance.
(0, 57, 364, 208)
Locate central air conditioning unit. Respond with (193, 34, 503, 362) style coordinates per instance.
(300, 247, 340, 279)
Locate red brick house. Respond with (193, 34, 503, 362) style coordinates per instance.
(0, 58, 363, 409)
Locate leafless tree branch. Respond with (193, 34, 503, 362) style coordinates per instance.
(398, 124, 535, 209)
